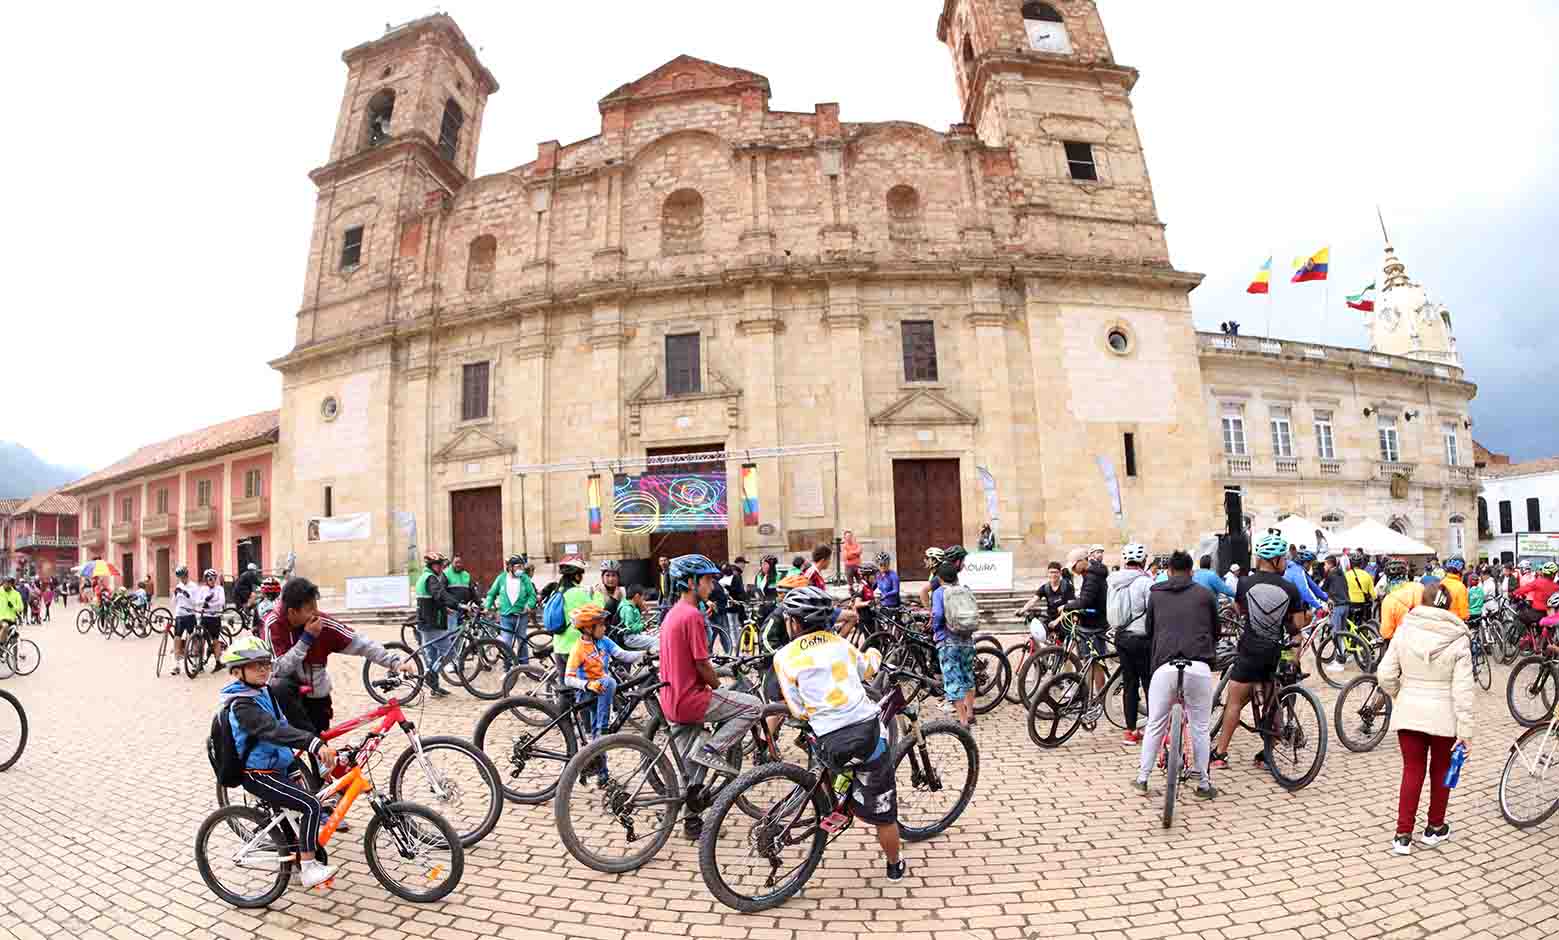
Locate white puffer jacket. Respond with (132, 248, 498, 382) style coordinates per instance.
(1377, 605, 1475, 741)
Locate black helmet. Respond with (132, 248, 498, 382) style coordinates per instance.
(874, 551, 891, 567)
(779, 586, 835, 629)
(942, 544, 969, 564)
(506, 554, 526, 567)
(174, 565, 189, 577)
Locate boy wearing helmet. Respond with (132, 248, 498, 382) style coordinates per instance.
(771, 585, 905, 882)
(484, 555, 537, 663)
(563, 603, 649, 783)
(219, 636, 338, 889)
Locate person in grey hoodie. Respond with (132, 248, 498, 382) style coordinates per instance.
(1131, 550, 1220, 799)
(1108, 543, 1155, 743)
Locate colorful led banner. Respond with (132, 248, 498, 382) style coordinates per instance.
(612, 472, 728, 533)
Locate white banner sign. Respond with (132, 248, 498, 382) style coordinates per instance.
(307, 512, 371, 543)
(960, 551, 1014, 591)
(792, 473, 825, 518)
(345, 576, 411, 609)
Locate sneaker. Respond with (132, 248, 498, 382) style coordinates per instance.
(886, 858, 908, 882)
(1194, 783, 1219, 800)
(1252, 752, 1268, 769)
(1129, 777, 1148, 796)
(691, 743, 741, 777)
(1209, 751, 1230, 770)
(1390, 834, 1412, 856)
(1421, 823, 1451, 847)
(1325, 660, 1346, 673)
(429, 685, 451, 699)
(1123, 730, 1143, 745)
(299, 860, 337, 889)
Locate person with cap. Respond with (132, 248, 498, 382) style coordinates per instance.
(413, 552, 464, 697)
(1108, 543, 1155, 743)
(485, 554, 537, 664)
(1063, 546, 1112, 704)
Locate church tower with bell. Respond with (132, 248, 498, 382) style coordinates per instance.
(1366, 226, 1461, 366)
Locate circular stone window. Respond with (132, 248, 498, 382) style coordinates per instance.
(1106, 327, 1132, 355)
(321, 396, 340, 421)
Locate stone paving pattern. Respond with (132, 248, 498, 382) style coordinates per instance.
(1, 624, 1555, 940)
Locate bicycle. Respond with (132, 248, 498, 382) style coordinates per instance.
(1155, 658, 1200, 829)
(0, 624, 40, 678)
(367, 606, 514, 703)
(220, 604, 250, 642)
(1333, 672, 1394, 752)
(1498, 686, 1559, 828)
(1207, 639, 1328, 790)
(217, 691, 504, 849)
(696, 668, 978, 912)
(1026, 629, 1121, 748)
(1010, 609, 1085, 709)
(194, 737, 464, 907)
(1311, 607, 1381, 689)
(1507, 649, 1559, 728)
(0, 687, 26, 771)
(866, 613, 1010, 715)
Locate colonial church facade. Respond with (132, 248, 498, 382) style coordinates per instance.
(271, 3, 1476, 590)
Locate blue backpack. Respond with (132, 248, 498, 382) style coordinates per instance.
(542, 589, 568, 634)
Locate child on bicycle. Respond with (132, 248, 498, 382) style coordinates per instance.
(563, 603, 648, 783)
(614, 585, 656, 651)
(219, 636, 338, 889)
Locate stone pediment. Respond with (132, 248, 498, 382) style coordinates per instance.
(626, 363, 742, 437)
(600, 55, 770, 106)
(434, 425, 515, 463)
(870, 389, 979, 428)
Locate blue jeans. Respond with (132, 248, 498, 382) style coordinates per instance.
(587, 674, 619, 735)
(499, 613, 530, 664)
(1329, 604, 1349, 661)
(416, 623, 455, 684)
(619, 632, 657, 652)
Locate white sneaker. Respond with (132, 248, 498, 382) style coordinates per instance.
(1390, 834, 1412, 856)
(299, 860, 336, 889)
(1421, 823, 1451, 847)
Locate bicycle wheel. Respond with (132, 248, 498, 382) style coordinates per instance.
(1334, 674, 1393, 753)
(971, 641, 1011, 715)
(1016, 645, 1081, 708)
(389, 736, 503, 848)
(401, 618, 420, 648)
(364, 642, 425, 704)
(97, 612, 113, 637)
(525, 628, 554, 661)
(1001, 643, 1029, 705)
(555, 731, 683, 873)
(76, 609, 94, 634)
(9, 639, 39, 676)
(698, 761, 829, 913)
(155, 628, 171, 677)
(500, 662, 556, 706)
(221, 607, 244, 641)
(1163, 704, 1183, 829)
(1498, 724, 1559, 828)
(1027, 673, 1086, 748)
(1102, 666, 1134, 731)
(896, 718, 978, 841)
(150, 607, 173, 637)
(472, 695, 577, 803)
(454, 638, 514, 701)
(194, 805, 291, 909)
(0, 689, 27, 772)
(1261, 684, 1327, 791)
(1507, 655, 1559, 728)
(1313, 636, 1366, 690)
(0, 647, 11, 681)
(362, 801, 464, 903)
(184, 633, 207, 676)
(1473, 647, 1493, 692)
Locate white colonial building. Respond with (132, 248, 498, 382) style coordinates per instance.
(1479, 457, 1559, 566)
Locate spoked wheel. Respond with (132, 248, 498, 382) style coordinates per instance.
(76, 609, 94, 634)
(1102, 667, 1135, 731)
(150, 608, 173, 639)
(1498, 724, 1559, 828)
(455, 639, 514, 701)
(554, 732, 683, 873)
(1001, 642, 1029, 705)
(1507, 655, 1559, 728)
(1314, 636, 1373, 690)
(0, 689, 28, 772)
(221, 608, 245, 642)
(971, 642, 1011, 715)
(1261, 684, 1327, 791)
(1163, 704, 1184, 829)
(499, 662, 557, 707)
(697, 762, 829, 913)
(1016, 645, 1081, 709)
(389, 736, 504, 848)
(1027, 673, 1086, 748)
(155, 628, 173, 677)
(1334, 674, 1393, 752)
(362, 800, 464, 903)
(183, 634, 208, 677)
(401, 618, 420, 648)
(1473, 648, 1493, 692)
(194, 805, 291, 909)
(364, 642, 425, 704)
(895, 719, 978, 840)
(8, 639, 40, 676)
(472, 695, 577, 804)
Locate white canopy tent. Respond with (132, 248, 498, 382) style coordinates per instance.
(1266, 515, 1334, 554)
(1329, 519, 1437, 557)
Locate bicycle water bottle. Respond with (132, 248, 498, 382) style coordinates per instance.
(1444, 742, 1467, 788)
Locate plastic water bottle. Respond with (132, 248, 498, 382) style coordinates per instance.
(1444, 742, 1467, 788)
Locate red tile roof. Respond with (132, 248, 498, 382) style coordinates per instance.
(63, 410, 280, 494)
(0, 498, 23, 515)
(1473, 440, 1510, 466)
(14, 490, 79, 516)
(1484, 456, 1559, 479)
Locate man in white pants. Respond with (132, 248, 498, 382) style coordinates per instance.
(1131, 550, 1220, 800)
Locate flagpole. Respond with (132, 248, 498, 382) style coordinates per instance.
(1265, 249, 1275, 340)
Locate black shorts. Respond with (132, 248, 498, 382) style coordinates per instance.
(817, 718, 896, 825)
(1077, 630, 1109, 659)
(764, 668, 782, 703)
(198, 615, 222, 640)
(174, 614, 197, 637)
(1229, 644, 1280, 684)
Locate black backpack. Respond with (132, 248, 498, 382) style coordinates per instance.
(207, 702, 257, 788)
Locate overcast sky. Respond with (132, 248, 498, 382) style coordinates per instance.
(6, 1, 1553, 471)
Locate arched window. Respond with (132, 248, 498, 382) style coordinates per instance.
(661, 189, 705, 255)
(1021, 2, 1072, 53)
(1022, 2, 1064, 22)
(438, 98, 464, 163)
(364, 88, 395, 149)
(961, 35, 976, 76)
(886, 184, 922, 240)
(466, 235, 496, 291)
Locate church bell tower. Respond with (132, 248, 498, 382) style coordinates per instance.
(1367, 233, 1461, 366)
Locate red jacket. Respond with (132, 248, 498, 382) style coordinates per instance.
(264, 608, 400, 698)
(1515, 577, 1559, 613)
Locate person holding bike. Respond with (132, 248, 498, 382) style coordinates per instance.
(198, 568, 228, 667)
(1107, 543, 1154, 745)
(0, 577, 21, 648)
(168, 566, 198, 677)
(563, 602, 649, 783)
(1062, 546, 1111, 706)
(413, 552, 464, 698)
(771, 585, 905, 882)
(1131, 551, 1219, 800)
(1321, 555, 1352, 674)
(485, 554, 537, 663)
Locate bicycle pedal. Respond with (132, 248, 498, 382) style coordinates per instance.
(820, 812, 850, 833)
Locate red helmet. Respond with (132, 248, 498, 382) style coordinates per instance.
(259, 577, 282, 596)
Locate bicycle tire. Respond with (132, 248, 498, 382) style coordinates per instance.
(1027, 672, 1085, 748)
(971, 641, 1011, 715)
(454, 638, 514, 701)
(184, 634, 207, 677)
(1313, 636, 1361, 690)
(401, 617, 420, 648)
(554, 731, 682, 873)
(1473, 647, 1492, 692)
(76, 609, 94, 634)
(1498, 724, 1559, 828)
(1001, 642, 1029, 704)
(9, 639, 39, 676)
(896, 719, 978, 841)
(697, 761, 829, 913)
(364, 642, 424, 704)
(361, 800, 464, 903)
(1507, 655, 1559, 728)
(194, 805, 291, 908)
(1016, 645, 1082, 709)
(0, 689, 27, 772)
(1163, 704, 1183, 829)
(221, 607, 244, 641)
(97, 612, 113, 637)
(1102, 666, 1133, 731)
(472, 694, 577, 803)
(388, 736, 504, 848)
(1262, 684, 1327, 791)
(1333, 674, 1392, 753)
(155, 628, 171, 677)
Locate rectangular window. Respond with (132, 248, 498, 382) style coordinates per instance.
(339, 225, 364, 270)
(900, 321, 939, 383)
(91, 506, 101, 528)
(1269, 407, 1294, 458)
(324, 486, 333, 519)
(460, 361, 490, 421)
(1528, 497, 1542, 532)
(1444, 425, 1460, 466)
(120, 497, 133, 522)
(1377, 416, 1400, 463)
(665, 333, 702, 396)
(155, 487, 168, 515)
(1313, 410, 1335, 460)
(1220, 412, 1247, 456)
(1123, 433, 1137, 477)
(1499, 500, 1513, 534)
(1063, 141, 1098, 181)
(244, 469, 263, 500)
(196, 480, 212, 508)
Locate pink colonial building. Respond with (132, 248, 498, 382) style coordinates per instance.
(63, 411, 278, 596)
(5, 490, 81, 580)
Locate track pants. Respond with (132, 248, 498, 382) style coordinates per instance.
(1136, 661, 1214, 788)
(240, 770, 323, 855)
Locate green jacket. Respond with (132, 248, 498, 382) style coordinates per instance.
(618, 600, 645, 635)
(554, 585, 593, 657)
(485, 572, 537, 616)
(0, 587, 21, 622)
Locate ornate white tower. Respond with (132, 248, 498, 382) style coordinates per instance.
(1366, 224, 1460, 366)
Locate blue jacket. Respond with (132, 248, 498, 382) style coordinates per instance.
(1284, 561, 1324, 610)
(875, 570, 901, 607)
(1193, 569, 1236, 599)
(220, 681, 320, 774)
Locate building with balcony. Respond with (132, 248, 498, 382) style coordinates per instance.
(5, 490, 81, 580)
(0, 498, 23, 577)
(62, 411, 277, 595)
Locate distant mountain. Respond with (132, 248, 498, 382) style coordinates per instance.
(0, 441, 87, 499)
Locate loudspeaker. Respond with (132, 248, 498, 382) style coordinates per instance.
(1217, 490, 1250, 575)
(1224, 490, 1243, 535)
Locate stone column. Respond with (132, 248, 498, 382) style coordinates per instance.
(824, 279, 871, 538)
(589, 300, 628, 556)
(737, 283, 785, 555)
(966, 277, 1023, 542)
(512, 318, 551, 560)
(220, 457, 234, 576)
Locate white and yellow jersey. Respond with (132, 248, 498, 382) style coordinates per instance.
(772, 630, 881, 737)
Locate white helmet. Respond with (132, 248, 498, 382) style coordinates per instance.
(1121, 543, 1148, 564)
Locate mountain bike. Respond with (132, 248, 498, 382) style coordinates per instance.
(0, 688, 26, 771)
(1507, 650, 1559, 728)
(697, 670, 978, 912)
(367, 606, 514, 703)
(866, 615, 1010, 715)
(1026, 633, 1120, 748)
(1010, 610, 1084, 709)
(1312, 608, 1380, 690)
(195, 738, 464, 907)
(1499, 689, 1559, 828)
(0, 625, 40, 679)
(1207, 640, 1327, 790)
(1333, 673, 1394, 752)
(1156, 658, 1199, 829)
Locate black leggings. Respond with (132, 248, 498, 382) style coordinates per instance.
(1116, 634, 1153, 730)
(241, 770, 323, 855)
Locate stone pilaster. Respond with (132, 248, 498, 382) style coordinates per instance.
(824, 279, 870, 538)
(736, 283, 785, 554)
(589, 301, 628, 556)
(965, 278, 1022, 542)
(511, 316, 552, 559)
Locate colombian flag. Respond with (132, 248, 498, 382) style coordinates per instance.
(587, 475, 602, 535)
(1246, 257, 1272, 295)
(740, 464, 760, 526)
(1291, 247, 1330, 284)
(1346, 282, 1376, 313)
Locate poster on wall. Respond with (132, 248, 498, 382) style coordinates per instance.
(307, 512, 371, 543)
(612, 473, 728, 533)
(346, 576, 411, 609)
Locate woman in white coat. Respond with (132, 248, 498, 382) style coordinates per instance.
(1376, 583, 1475, 855)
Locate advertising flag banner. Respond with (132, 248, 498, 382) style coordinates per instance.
(740, 464, 760, 526)
(587, 475, 603, 535)
(612, 473, 728, 533)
